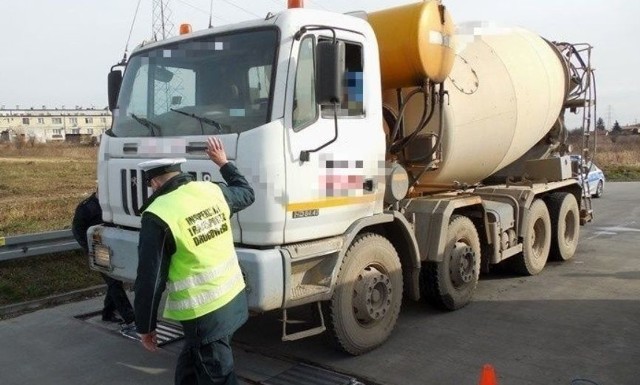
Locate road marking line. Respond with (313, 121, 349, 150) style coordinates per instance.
(596, 226, 640, 233)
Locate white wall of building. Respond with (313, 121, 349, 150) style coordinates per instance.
(0, 107, 112, 142)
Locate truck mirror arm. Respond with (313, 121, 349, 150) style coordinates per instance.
(294, 25, 336, 43)
(299, 103, 339, 163)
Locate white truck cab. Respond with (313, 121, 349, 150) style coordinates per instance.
(91, 9, 386, 315)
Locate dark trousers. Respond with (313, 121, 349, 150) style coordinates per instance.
(100, 273, 135, 324)
(175, 335, 238, 385)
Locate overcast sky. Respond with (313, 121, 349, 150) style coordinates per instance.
(0, 0, 638, 128)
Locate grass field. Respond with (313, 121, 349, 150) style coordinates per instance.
(0, 134, 638, 307)
(569, 132, 640, 181)
(0, 142, 103, 306)
(0, 142, 98, 236)
(0, 250, 103, 306)
(593, 135, 640, 180)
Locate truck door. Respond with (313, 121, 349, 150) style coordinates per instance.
(282, 29, 385, 243)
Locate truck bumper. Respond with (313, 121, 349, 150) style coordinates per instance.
(87, 225, 285, 312)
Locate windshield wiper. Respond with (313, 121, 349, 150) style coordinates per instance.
(170, 108, 222, 133)
(130, 113, 162, 137)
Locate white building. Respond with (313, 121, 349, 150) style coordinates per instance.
(0, 106, 112, 143)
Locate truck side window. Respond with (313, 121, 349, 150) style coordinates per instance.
(293, 36, 318, 131)
(321, 41, 364, 119)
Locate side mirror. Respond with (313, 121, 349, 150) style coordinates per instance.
(315, 40, 345, 105)
(108, 70, 123, 112)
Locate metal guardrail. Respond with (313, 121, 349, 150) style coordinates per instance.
(0, 230, 81, 262)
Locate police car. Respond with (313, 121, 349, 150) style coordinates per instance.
(571, 155, 606, 198)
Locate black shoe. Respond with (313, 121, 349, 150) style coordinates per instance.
(120, 322, 137, 339)
(102, 313, 124, 323)
(120, 322, 136, 333)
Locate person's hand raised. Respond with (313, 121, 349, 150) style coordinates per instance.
(206, 136, 228, 167)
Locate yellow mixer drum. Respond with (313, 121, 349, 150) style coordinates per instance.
(368, 1, 455, 89)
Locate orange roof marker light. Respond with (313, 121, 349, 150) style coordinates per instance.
(288, 0, 304, 9)
(179, 23, 192, 35)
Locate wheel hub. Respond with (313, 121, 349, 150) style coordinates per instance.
(353, 266, 392, 324)
(449, 242, 475, 288)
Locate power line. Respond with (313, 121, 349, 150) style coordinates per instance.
(214, 0, 262, 18)
(173, 0, 227, 22)
(172, 0, 333, 29)
(306, 0, 329, 11)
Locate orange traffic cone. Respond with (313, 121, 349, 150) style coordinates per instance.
(478, 364, 497, 385)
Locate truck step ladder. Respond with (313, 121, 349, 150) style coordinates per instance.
(281, 302, 326, 341)
(556, 41, 597, 224)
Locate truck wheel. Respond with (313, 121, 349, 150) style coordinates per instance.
(547, 193, 580, 261)
(326, 233, 402, 355)
(422, 215, 481, 311)
(512, 199, 551, 275)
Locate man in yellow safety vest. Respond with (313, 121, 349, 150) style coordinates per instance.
(135, 136, 254, 385)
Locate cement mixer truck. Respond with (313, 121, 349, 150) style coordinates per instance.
(89, 0, 597, 355)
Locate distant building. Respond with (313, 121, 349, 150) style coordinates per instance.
(621, 123, 640, 134)
(0, 106, 112, 143)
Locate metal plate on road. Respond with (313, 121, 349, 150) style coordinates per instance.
(75, 310, 184, 347)
(261, 363, 363, 385)
(120, 320, 184, 347)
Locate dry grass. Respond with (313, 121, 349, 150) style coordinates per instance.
(0, 250, 103, 306)
(0, 141, 98, 159)
(0, 142, 97, 237)
(568, 132, 640, 181)
(0, 142, 103, 308)
(594, 135, 640, 166)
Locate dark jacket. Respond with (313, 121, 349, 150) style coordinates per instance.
(71, 192, 101, 253)
(134, 162, 254, 345)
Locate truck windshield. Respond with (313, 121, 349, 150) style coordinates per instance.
(112, 28, 278, 137)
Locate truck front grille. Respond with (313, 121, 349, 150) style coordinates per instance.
(120, 169, 149, 217)
(119, 169, 211, 217)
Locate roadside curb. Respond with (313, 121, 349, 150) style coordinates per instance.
(0, 284, 106, 319)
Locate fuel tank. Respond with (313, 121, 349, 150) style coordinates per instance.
(378, 20, 569, 188)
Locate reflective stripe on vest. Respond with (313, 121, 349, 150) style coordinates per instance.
(144, 181, 245, 321)
(165, 270, 244, 311)
(166, 255, 237, 292)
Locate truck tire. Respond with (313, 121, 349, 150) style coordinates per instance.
(547, 192, 580, 261)
(422, 215, 481, 311)
(326, 233, 403, 355)
(511, 199, 551, 275)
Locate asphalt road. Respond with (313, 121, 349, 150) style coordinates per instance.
(234, 181, 640, 385)
(1, 182, 638, 385)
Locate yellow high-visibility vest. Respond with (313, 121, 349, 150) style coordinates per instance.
(145, 181, 245, 321)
